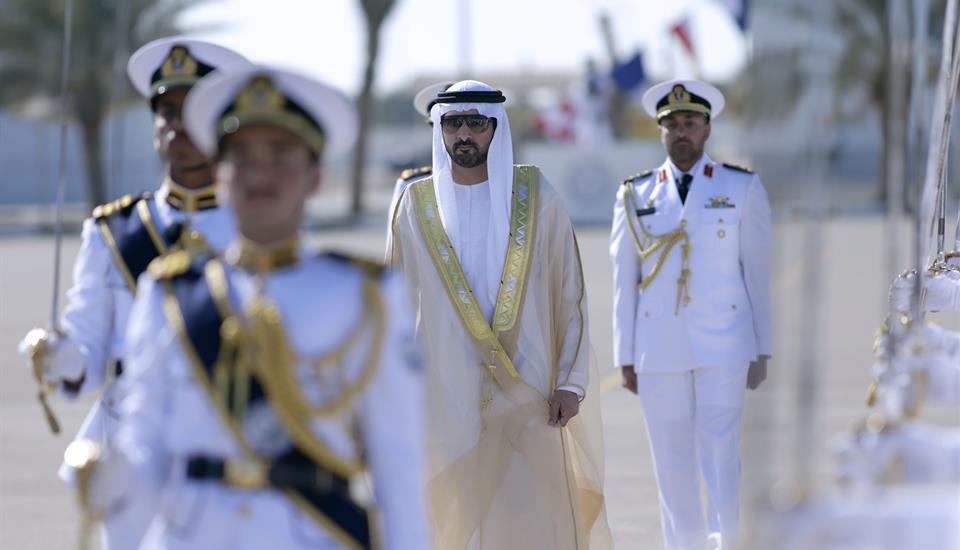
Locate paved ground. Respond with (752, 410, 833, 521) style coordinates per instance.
(1, 218, 958, 549)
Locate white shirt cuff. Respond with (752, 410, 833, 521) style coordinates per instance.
(557, 384, 585, 399)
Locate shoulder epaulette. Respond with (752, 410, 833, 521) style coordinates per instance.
(622, 169, 654, 185)
(324, 252, 387, 279)
(721, 162, 754, 174)
(147, 249, 199, 280)
(91, 192, 152, 220)
(399, 165, 431, 182)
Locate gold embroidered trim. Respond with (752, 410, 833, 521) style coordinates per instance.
(411, 167, 540, 382)
(492, 165, 538, 334)
(163, 179, 219, 212)
(229, 236, 301, 273)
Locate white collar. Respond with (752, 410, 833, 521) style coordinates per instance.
(667, 153, 712, 180)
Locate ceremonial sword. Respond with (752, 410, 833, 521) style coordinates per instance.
(935, 21, 960, 265)
(931, 2, 960, 265)
(31, 0, 76, 435)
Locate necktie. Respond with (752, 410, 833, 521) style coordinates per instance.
(677, 173, 693, 204)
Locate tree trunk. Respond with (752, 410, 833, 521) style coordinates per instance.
(79, 116, 107, 207)
(350, 24, 382, 218)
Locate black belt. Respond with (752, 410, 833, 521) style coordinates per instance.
(186, 453, 370, 547)
(185, 455, 350, 496)
(113, 360, 124, 377)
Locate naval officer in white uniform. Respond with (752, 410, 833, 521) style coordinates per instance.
(65, 64, 428, 550)
(609, 79, 773, 550)
(18, 37, 246, 550)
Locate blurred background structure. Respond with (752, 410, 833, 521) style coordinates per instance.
(1, 0, 959, 548)
(4, 0, 956, 225)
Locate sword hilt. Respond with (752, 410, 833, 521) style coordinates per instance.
(25, 328, 62, 434)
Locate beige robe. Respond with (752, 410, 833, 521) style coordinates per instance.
(387, 169, 611, 550)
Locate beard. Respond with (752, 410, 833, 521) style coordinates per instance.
(446, 139, 489, 168)
(668, 138, 702, 166)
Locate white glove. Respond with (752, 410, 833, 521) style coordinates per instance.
(889, 270, 960, 313)
(923, 271, 960, 311)
(889, 270, 916, 313)
(899, 323, 960, 368)
(18, 328, 85, 385)
(63, 439, 134, 518)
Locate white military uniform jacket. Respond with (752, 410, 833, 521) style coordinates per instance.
(610, 154, 772, 372)
(59, 181, 235, 479)
(385, 167, 432, 241)
(113, 245, 428, 550)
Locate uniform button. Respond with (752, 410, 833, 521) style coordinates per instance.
(731, 304, 738, 311)
(646, 224, 652, 230)
(717, 229, 726, 238)
(237, 503, 252, 518)
(718, 218, 725, 224)
(681, 219, 688, 228)
(644, 311, 650, 318)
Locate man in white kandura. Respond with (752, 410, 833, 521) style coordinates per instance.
(66, 65, 428, 550)
(18, 37, 246, 550)
(388, 80, 611, 550)
(610, 79, 773, 550)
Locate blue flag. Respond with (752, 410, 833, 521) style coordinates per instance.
(722, 0, 749, 31)
(610, 52, 645, 92)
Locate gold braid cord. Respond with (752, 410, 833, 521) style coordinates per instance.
(623, 183, 691, 315)
(244, 283, 383, 478)
(200, 259, 386, 479)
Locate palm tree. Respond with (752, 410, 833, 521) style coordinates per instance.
(350, 0, 398, 217)
(749, 0, 945, 202)
(0, 0, 212, 207)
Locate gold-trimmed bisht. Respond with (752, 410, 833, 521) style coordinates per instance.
(410, 165, 539, 397)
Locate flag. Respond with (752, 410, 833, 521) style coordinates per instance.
(670, 19, 696, 59)
(534, 101, 576, 142)
(611, 52, 646, 92)
(720, 0, 749, 31)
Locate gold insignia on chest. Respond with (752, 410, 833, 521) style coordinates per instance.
(706, 196, 735, 209)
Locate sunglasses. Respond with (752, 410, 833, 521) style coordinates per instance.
(440, 114, 495, 134)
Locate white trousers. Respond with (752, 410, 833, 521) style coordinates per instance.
(101, 495, 156, 550)
(636, 364, 748, 550)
